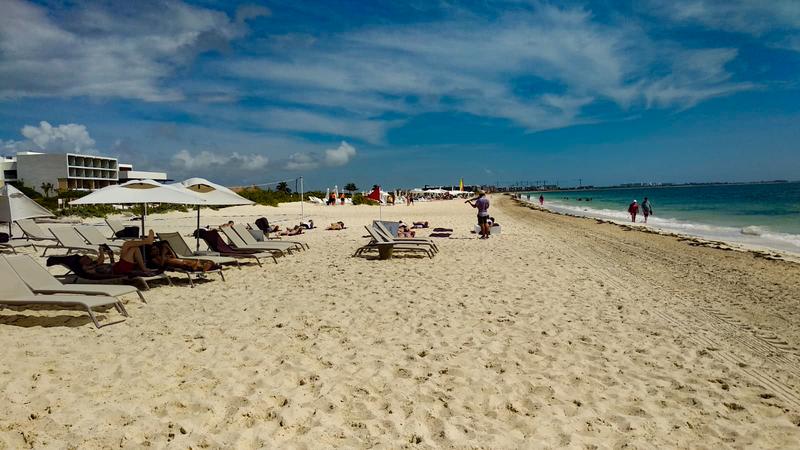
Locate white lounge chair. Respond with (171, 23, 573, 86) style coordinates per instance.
(45, 227, 98, 256)
(157, 232, 240, 269)
(16, 219, 59, 251)
(374, 221, 439, 253)
(354, 226, 434, 258)
(0, 257, 129, 328)
(0, 240, 34, 254)
(6, 254, 146, 302)
(233, 224, 307, 252)
(220, 226, 292, 256)
(75, 225, 123, 252)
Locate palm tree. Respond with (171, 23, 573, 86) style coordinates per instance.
(40, 182, 54, 198)
(276, 181, 292, 194)
(344, 182, 358, 194)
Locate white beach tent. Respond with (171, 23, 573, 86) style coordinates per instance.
(0, 184, 54, 236)
(175, 178, 254, 251)
(71, 179, 205, 237)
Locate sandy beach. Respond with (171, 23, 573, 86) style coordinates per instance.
(2, 195, 800, 448)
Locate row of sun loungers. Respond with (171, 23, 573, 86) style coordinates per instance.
(1, 218, 311, 328)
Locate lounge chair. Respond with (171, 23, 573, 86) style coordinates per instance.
(45, 227, 99, 256)
(194, 229, 277, 265)
(0, 257, 129, 328)
(0, 240, 34, 254)
(106, 218, 139, 239)
(46, 254, 172, 290)
(233, 224, 307, 251)
(16, 219, 59, 249)
(75, 225, 123, 252)
(157, 232, 240, 269)
(354, 226, 434, 258)
(148, 240, 227, 288)
(374, 222, 439, 253)
(220, 226, 293, 256)
(249, 221, 310, 249)
(6, 254, 146, 302)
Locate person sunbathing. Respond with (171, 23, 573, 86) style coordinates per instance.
(326, 221, 346, 230)
(147, 241, 217, 272)
(397, 223, 416, 238)
(112, 229, 157, 274)
(280, 225, 304, 236)
(220, 220, 234, 228)
(412, 221, 429, 229)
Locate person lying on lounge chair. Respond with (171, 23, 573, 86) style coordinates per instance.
(220, 220, 235, 228)
(146, 241, 218, 272)
(279, 225, 304, 236)
(48, 243, 161, 279)
(326, 221, 346, 230)
(254, 217, 280, 233)
(111, 229, 157, 274)
(300, 219, 314, 229)
(398, 223, 416, 238)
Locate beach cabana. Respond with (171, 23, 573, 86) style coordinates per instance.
(0, 184, 54, 237)
(175, 178, 255, 251)
(70, 180, 205, 237)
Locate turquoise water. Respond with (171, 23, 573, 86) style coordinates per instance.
(522, 182, 800, 254)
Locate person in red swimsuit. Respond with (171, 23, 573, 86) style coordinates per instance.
(628, 200, 639, 223)
(112, 229, 156, 274)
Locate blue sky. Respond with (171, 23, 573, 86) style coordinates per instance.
(1, 0, 799, 189)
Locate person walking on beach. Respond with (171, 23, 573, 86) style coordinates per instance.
(641, 197, 653, 223)
(466, 190, 491, 239)
(628, 200, 639, 223)
(539, 194, 544, 206)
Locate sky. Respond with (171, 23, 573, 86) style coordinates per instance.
(1, 0, 799, 190)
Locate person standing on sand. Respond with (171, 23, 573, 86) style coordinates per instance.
(466, 190, 491, 239)
(628, 200, 639, 223)
(539, 194, 544, 206)
(641, 197, 653, 223)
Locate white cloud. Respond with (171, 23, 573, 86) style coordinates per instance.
(283, 141, 358, 171)
(645, 0, 800, 35)
(171, 149, 268, 171)
(1, 121, 97, 154)
(0, 0, 265, 101)
(262, 109, 393, 144)
(324, 141, 357, 166)
(226, 4, 752, 134)
(285, 152, 320, 171)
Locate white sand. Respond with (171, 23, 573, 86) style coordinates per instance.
(1, 195, 800, 448)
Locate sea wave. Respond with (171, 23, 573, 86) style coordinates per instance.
(521, 198, 800, 255)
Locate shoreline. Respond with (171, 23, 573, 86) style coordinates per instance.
(510, 194, 800, 263)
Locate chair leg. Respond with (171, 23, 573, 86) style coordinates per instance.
(218, 270, 225, 282)
(136, 290, 147, 303)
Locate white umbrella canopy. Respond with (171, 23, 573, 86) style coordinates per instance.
(1, 184, 54, 236)
(176, 178, 255, 251)
(71, 179, 204, 206)
(177, 178, 253, 206)
(70, 179, 205, 237)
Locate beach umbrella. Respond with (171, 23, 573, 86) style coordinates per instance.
(175, 178, 254, 251)
(0, 184, 54, 236)
(70, 179, 205, 237)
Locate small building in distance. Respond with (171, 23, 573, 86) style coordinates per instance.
(0, 152, 168, 193)
(118, 163, 169, 183)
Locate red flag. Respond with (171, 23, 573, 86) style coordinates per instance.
(366, 185, 381, 202)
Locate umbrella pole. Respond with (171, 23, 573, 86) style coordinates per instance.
(196, 206, 201, 252)
(8, 222, 11, 238)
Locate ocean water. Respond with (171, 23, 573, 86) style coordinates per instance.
(521, 182, 800, 255)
